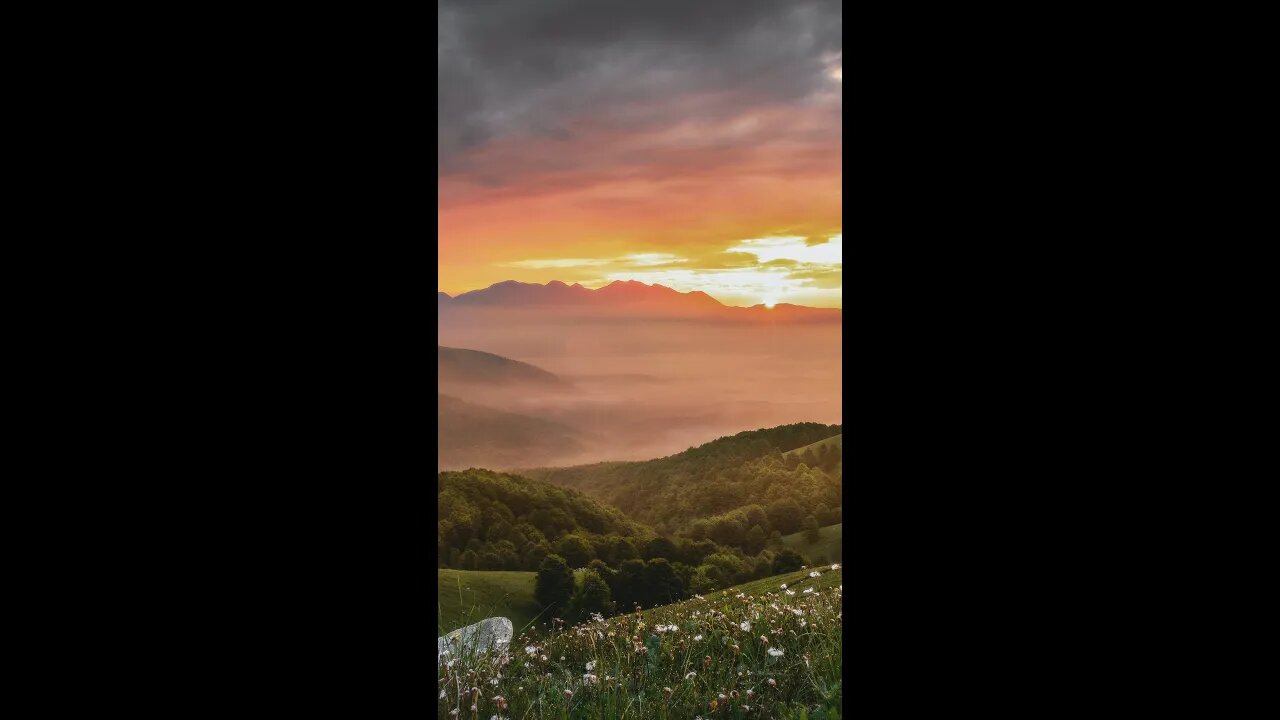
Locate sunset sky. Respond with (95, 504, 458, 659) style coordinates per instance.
(438, 0, 842, 309)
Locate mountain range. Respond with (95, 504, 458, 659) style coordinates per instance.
(439, 280, 840, 321)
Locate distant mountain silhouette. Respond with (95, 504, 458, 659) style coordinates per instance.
(439, 280, 838, 321)
(438, 346, 566, 388)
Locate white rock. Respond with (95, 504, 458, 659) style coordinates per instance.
(438, 617, 513, 665)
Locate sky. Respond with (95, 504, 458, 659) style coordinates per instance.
(438, 0, 842, 309)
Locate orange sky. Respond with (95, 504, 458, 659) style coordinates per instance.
(438, 7, 842, 308)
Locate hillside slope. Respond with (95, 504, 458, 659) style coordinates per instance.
(438, 345, 566, 388)
(520, 423, 842, 537)
(438, 394, 584, 471)
(438, 467, 649, 571)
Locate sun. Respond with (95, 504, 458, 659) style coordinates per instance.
(762, 295, 778, 309)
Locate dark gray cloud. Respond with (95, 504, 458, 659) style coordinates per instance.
(438, 0, 842, 174)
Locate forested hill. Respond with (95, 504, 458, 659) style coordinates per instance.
(520, 423, 843, 538)
(438, 468, 649, 571)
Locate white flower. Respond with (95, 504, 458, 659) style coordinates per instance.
(780, 583, 787, 589)
(585, 661, 596, 672)
(560, 656, 565, 661)
(583, 674, 598, 686)
(686, 671, 697, 680)
(740, 620, 751, 631)
(439, 689, 446, 699)
(525, 645, 538, 656)
(446, 659, 457, 668)
(694, 594, 704, 601)
(490, 678, 498, 685)
(768, 647, 785, 657)
(831, 563, 840, 570)
(800, 619, 807, 628)
(803, 587, 815, 594)
(540, 655, 547, 662)
(809, 571, 821, 578)
(693, 634, 703, 641)
(785, 589, 795, 596)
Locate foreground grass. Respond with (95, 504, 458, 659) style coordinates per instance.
(439, 565, 843, 719)
(781, 523, 843, 563)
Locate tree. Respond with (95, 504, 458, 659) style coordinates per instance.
(570, 569, 615, 622)
(803, 515, 821, 543)
(745, 524, 767, 554)
(459, 549, 479, 570)
(535, 554, 575, 611)
(743, 505, 771, 534)
(615, 558, 647, 609)
(643, 558, 685, 606)
(643, 536, 678, 561)
(772, 548, 804, 574)
(767, 499, 806, 535)
(709, 516, 746, 547)
(556, 534, 593, 568)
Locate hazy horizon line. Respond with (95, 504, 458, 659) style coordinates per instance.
(438, 278, 842, 310)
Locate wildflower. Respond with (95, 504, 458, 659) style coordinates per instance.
(585, 661, 595, 672)
(730, 690, 739, 700)
(448, 710, 458, 718)
(780, 583, 787, 589)
(759, 635, 769, 646)
(800, 619, 808, 628)
(831, 563, 840, 570)
(524, 645, 537, 656)
(470, 705, 477, 713)
(785, 589, 795, 596)
(583, 674, 598, 686)
(768, 647, 785, 657)
(768, 678, 777, 688)
(740, 620, 751, 632)
(731, 644, 741, 655)
(439, 688, 445, 700)
(741, 704, 752, 711)
(563, 689, 573, 700)
(492, 696, 508, 711)
(747, 688, 755, 699)
(685, 671, 697, 680)
(809, 571, 821, 578)
(540, 655, 548, 662)
(704, 655, 712, 668)
(719, 693, 728, 702)
(804, 587, 815, 594)
(792, 609, 804, 616)
(709, 700, 718, 711)
(663, 687, 673, 699)
(693, 634, 703, 641)
(490, 678, 498, 686)
(694, 594, 704, 601)
(446, 659, 457, 668)
(560, 656, 565, 661)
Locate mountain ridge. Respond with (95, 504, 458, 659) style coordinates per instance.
(438, 279, 839, 319)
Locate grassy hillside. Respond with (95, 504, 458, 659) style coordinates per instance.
(781, 522, 843, 563)
(440, 563, 844, 638)
(784, 433, 842, 457)
(438, 568, 586, 635)
(441, 564, 844, 719)
(520, 422, 842, 537)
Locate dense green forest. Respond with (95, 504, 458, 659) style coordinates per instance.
(522, 423, 843, 542)
(439, 423, 844, 623)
